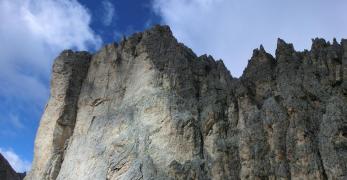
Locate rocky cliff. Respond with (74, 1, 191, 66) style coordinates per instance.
(1, 153, 25, 180)
(25, 25, 347, 180)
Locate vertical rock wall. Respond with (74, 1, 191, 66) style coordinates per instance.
(25, 51, 91, 180)
(26, 26, 347, 180)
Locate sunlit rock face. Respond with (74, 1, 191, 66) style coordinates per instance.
(0, 153, 26, 180)
(25, 25, 347, 180)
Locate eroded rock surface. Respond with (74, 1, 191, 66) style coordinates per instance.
(25, 25, 347, 180)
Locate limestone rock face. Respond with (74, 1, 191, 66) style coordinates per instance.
(25, 26, 347, 180)
(0, 153, 25, 180)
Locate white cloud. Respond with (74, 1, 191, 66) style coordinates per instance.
(152, 0, 347, 77)
(0, 0, 102, 108)
(0, 148, 31, 172)
(101, 0, 115, 26)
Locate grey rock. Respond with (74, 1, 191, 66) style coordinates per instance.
(25, 25, 347, 180)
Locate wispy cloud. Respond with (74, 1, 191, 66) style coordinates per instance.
(0, 0, 102, 132)
(152, 0, 347, 77)
(0, 148, 31, 172)
(101, 0, 116, 26)
(0, 0, 107, 167)
(9, 114, 24, 129)
(0, 0, 102, 104)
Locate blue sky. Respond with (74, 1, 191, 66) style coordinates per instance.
(1, 0, 347, 173)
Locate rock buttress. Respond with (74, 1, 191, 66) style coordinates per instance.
(25, 51, 91, 180)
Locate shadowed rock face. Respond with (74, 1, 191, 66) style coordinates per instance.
(25, 25, 347, 180)
(0, 153, 25, 180)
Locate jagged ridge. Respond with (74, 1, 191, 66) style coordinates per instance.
(25, 25, 347, 180)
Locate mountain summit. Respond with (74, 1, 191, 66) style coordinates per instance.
(25, 25, 346, 180)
